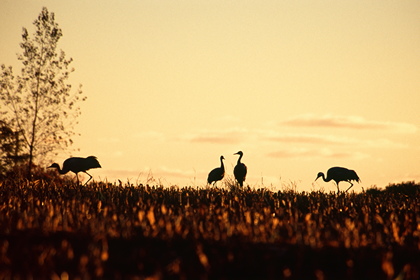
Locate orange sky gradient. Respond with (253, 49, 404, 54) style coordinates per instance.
(1, 1, 419, 191)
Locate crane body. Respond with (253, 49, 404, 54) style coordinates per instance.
(207, 155, 225, 186)
(315, 166, 360, 192)
(234, 151, 247, 187)
(48, 156, 101, 185)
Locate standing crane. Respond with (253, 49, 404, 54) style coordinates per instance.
(233, 151, 247, 187)
(207, 155, 225, 186)
(48, 156, 101, 185)
(315, 166, 360, 192)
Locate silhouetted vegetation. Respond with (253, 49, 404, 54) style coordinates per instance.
(366, 181, 420, 196)
(0, 180, 418, 279)
(0, 7, 85, 178)
(0, 120, 29, 177)
(385, 181, 420, 196)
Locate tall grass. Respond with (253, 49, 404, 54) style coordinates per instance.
(0, 180, 418, 279)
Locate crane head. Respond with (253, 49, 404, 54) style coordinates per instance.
(48, 163, 60, 169)
(234, 151, 243, 156)
(315, 172, 323, 181)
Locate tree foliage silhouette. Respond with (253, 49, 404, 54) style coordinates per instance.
(0, 7, 85, 177)
(0, 120, 29, 177)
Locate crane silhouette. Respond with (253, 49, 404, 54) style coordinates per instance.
(207, 155, 225, 186)
(315, 166, 360, 192)
(48, 156, 101, 185)
(234, 151, 247, 187)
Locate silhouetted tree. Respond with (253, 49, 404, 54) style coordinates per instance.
(0, 7, 85, 178)
(0, 119, 29, 177)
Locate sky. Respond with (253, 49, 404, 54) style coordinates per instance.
(1, 0, 419, 191)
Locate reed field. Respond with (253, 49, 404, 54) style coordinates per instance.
(0, 179, 419, 279)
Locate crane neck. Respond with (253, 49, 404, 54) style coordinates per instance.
(237, 154, 243, 164)
(321, 173, 332, 182)
(57, 165, 67, 174)
(51, 164, 65, 174)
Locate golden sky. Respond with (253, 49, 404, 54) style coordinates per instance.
(1, 0, 419, 191)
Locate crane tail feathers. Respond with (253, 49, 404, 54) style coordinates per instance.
(87, 156, 101, 168)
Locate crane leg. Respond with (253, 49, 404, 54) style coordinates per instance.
(84, 172, 93, 185)
(345, 182, 354, 192)
(336, 183, 340, 193)
(75, 173, 80, 185)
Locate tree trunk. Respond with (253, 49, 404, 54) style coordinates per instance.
(27, 70, 41, 180)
